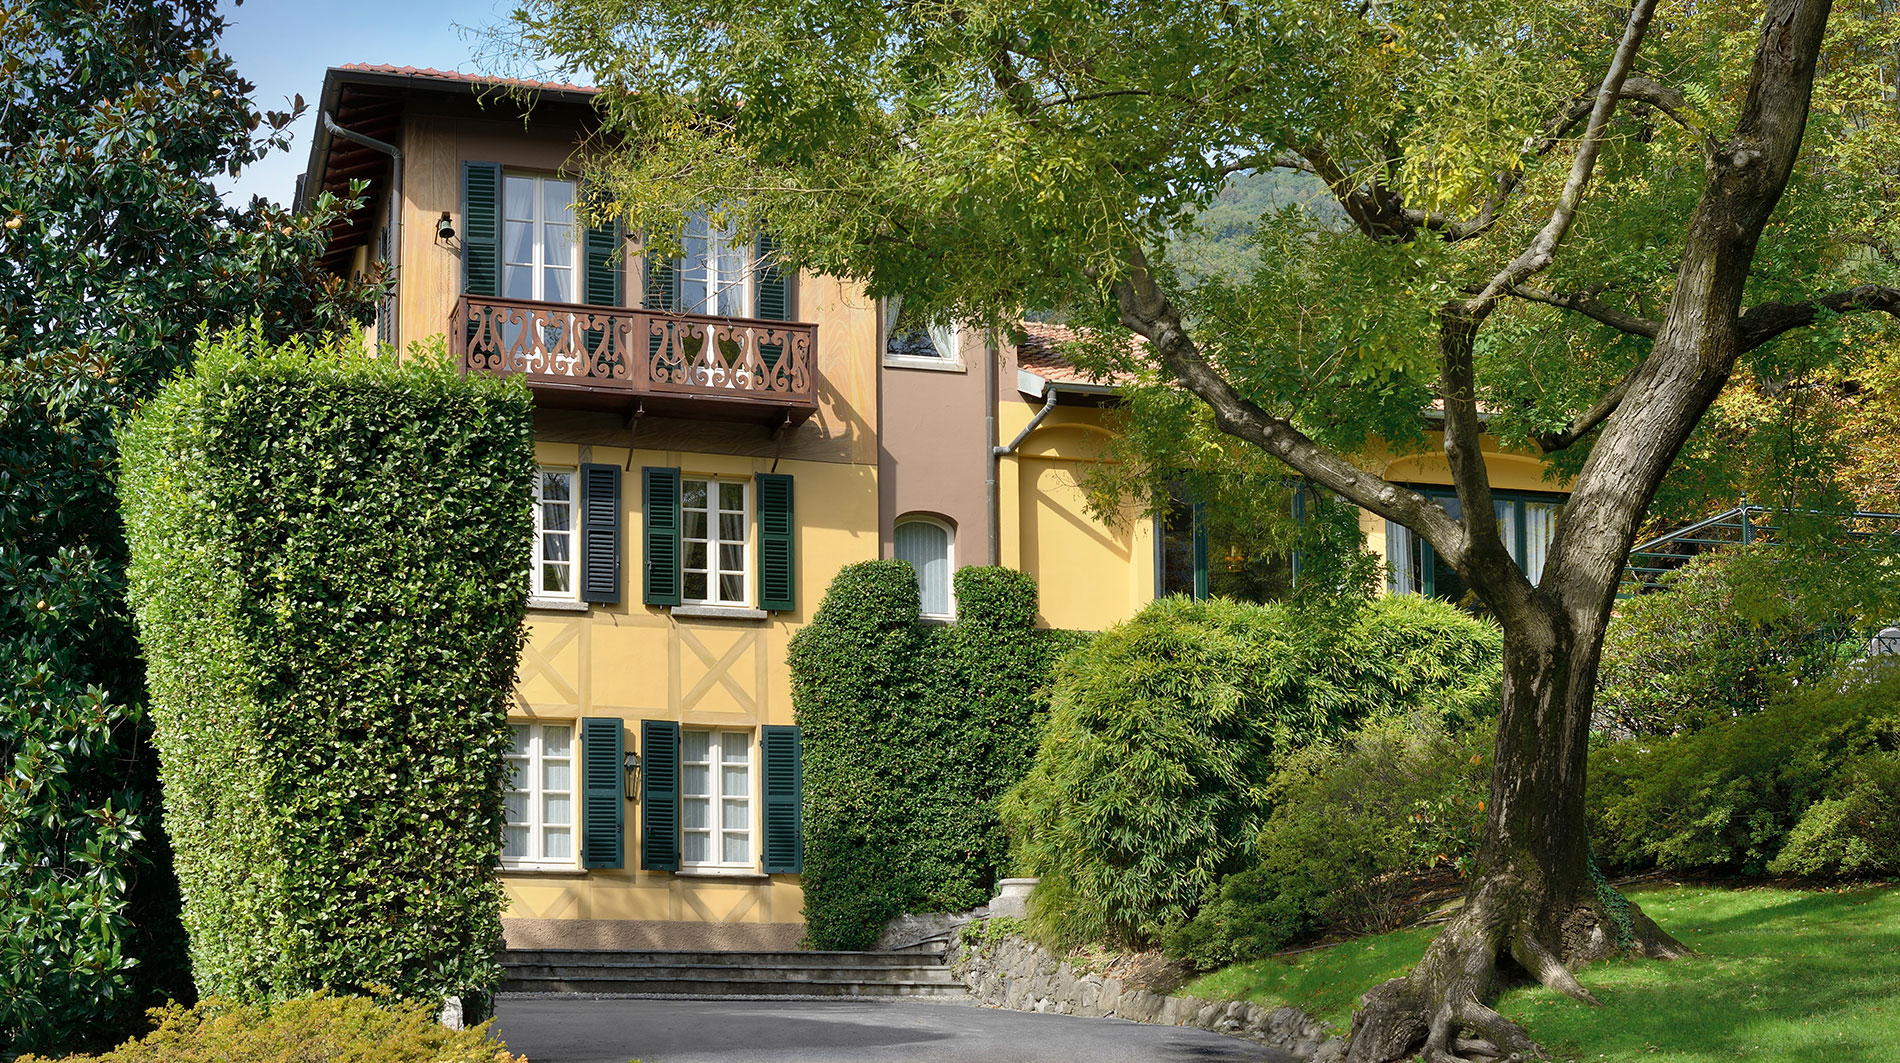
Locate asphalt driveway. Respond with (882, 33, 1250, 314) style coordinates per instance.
(492, 997, 1297, 1063)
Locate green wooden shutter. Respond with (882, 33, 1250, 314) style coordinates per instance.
(760, 725, 802, 874)
(580, 717, 625, 870)
(643, 467, 682, 606)
(462, 162, 503, 297)
(640, 720, 680, 871)
(756, 473, 795, 612)
(1190, 500, 1209, 601)
(755, 234, 789, 370)
(580, 463, 621, 605)
(584, 221, 622, 307)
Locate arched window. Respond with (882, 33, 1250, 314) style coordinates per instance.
(894, 516, 955, 619)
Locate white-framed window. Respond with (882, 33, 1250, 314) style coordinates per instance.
(894, 516, 955, 619)
(678, 210, 757, 318)
(503, 173, 579, 303)
(532, 467, 578, 600)
(682, 477, 749, 606)
(883, 296, 962, 369)
(503, 721, 577, 869)
(681, 728, 752, 868)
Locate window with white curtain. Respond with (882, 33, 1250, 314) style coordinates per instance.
(503, 174, 578, 303)
(532, 468, 577, 600)
(677, 211, 757, 318)
(894, 517, 955, 619)
(681, 728, 752, 868)
(502, 722, 576, 869)
(1386, 489, 1563, 598)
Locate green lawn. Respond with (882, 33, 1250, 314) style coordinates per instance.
(1180, 884, 1900, 1063)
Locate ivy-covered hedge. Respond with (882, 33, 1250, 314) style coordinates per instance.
(1001, 594, 1501, 947)
(120, 332, 533, 1006)
(789, 563, 1085, 950)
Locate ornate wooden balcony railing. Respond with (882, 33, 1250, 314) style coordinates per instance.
(449, 295, 818, 425)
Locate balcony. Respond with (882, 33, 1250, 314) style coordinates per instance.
(450, 295, 819, 428)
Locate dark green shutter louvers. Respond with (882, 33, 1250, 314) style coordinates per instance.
(757, 473, 795, 612)
(640, 719, 680, 871)
(580, 718, 625, 869)
(461, 162, 502, 298)
(580, 463, 621, 604)
(643, 467, 682, 606)
(760, 725, 802, 874)
(583, 220, 621, 307)
(755, 234, 789, 371)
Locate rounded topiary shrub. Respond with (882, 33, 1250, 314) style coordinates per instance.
(1002, 593, 1500, 947)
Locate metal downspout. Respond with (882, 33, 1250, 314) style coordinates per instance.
(991, 383, 1060, 567)
(323, 111, 403, 346)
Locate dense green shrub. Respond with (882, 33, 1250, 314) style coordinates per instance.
(1003, 594, 1500, 947)
(1, 5, 381, 1051)
(1768, 753, 1900, 877)
(791, 563, 1083, 950)
(13, 993, 524, 1063)
(1590, 663, 1900, 875)
(1597, 548, 1873, 737)
(119, 332, 532, 1005)
(1163, 717, 1494, 969)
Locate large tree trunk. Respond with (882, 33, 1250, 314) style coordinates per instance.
(1346, 603, 1686, 1063)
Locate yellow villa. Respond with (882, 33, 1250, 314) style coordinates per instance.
(300, 64, 1568, 952)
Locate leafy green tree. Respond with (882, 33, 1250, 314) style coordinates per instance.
(0, 1, 381, 1052)
(513, 0, 1898, 1057)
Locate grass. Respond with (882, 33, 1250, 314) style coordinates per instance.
(1180, 884, 1900, 1063)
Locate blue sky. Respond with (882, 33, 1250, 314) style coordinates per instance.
(215, 0, 525, 207)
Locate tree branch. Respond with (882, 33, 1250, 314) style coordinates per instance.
(1507, 285, 1661, 339)
(1110, 245, 1468, 564)
(1736, 284, 1900, 351)
(1468, 0, 1661, 310)
(1533, 363, 1643, 452)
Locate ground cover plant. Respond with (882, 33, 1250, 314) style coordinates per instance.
(1003, 594, 1499, 949)
(1183, 885, 1900, 1063)
(11, 993, 525, 1063)
(0, 1, 382, 1050)
(790, 562, 1084, 950)
(119, 331, 532, 1006)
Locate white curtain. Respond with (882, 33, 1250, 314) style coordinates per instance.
(1386, 521, 1419, 595)
(895, 520, 954, 617)
(1524, 502, 1560, 585)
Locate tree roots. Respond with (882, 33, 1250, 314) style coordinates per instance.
(1345, 891, 1688, 1063)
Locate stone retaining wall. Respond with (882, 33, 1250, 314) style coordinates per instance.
(948, 931, 1346, 1062)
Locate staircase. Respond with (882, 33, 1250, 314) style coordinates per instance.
(500, 942, 968, 1000)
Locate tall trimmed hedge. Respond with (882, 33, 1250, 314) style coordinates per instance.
(1001, 593, 1501, 946)
(789, 563, 1085, 950)
(120, 332, 533, 1006)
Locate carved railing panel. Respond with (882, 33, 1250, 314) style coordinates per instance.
(451, 295, 816, 408)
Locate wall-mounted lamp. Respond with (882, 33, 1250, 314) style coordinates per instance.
(435, 210, 456, 243)
(623, 751, 641, 800)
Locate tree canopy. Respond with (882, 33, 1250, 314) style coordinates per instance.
(511, 0, 1896, 1058)
(0, 0, 381, 1051)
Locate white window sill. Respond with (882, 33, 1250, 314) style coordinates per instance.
(499, 864, 588, 876)
(883, 354, 966, 373)
(528, 597, 590, 613)
(674, 867, 773, 881)
(670, 604, 770, 621)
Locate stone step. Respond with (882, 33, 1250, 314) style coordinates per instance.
(500, 948, 969, 1001)
(503, 948, 944, 969)
(500, 974, 971, 999)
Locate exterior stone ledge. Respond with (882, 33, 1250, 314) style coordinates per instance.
(948, 928, 1347, 1062)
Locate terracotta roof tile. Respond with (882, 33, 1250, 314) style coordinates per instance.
(1014, 320, 1143, 387)
(335, 63, 597, 96)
